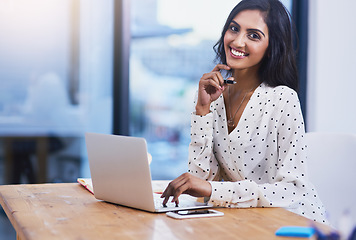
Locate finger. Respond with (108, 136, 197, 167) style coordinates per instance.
(203, 78, 223, 92)
(213, 71, 225, 87)
(208, 73, 222, 88)
(172, 182, 190, 204)
(207, 70, 228, 89)
(162, 188, 173, 206)
(161, 175, 184, 198)
(170, 176, 191, 203)
(200, 72, 221, 88)
(161, 183, 174, 205)
(161, 176, 186, 205)
(162, 196, 169, 206)
(161, 185, 168, 198)
(173, 197, 179, 206)
(161, 189, 168, 205)
(212, 64, 231, 72)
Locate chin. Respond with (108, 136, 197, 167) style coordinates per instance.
(226, 62, 244, 70)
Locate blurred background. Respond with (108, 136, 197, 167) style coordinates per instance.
(0, 0, 355, 238)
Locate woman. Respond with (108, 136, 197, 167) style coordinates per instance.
(161, 0, 328, 224)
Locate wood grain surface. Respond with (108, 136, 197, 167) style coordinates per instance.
(0, 183, 331, 240)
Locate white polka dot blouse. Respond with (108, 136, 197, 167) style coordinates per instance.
(188, 83, 328, 225)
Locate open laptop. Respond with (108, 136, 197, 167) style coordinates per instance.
(85, 132, 212, 212)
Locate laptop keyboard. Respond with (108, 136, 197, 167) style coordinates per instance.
(153, 194, 194, 209)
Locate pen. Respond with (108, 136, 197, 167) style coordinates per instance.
(224, 79, 236, 84)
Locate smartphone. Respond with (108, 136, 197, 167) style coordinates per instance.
(166, 209, 224, 219)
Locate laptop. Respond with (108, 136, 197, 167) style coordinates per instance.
(85, 132, 212, 212)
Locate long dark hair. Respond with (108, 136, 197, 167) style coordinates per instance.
(214, 0, 299, 91)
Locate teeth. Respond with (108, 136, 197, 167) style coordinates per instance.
(231, 48, 246, 57)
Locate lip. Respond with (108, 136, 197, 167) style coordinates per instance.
(229, 47, 249, 59)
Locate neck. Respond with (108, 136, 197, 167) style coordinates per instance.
(230, 69, 261, 93)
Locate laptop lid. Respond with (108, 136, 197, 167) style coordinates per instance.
(85, 132, 157, 212)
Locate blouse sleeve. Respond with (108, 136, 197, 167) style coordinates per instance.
(188, 112, 221, 181)
(208, 88, 311, 209)
(187, 95, 221, 181)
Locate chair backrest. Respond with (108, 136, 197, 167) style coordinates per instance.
(305, 132, 356, 227)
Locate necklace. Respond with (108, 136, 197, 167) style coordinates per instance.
(227, 86, 255, 128)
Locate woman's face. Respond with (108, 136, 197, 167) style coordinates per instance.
(223, 10, 269, 72)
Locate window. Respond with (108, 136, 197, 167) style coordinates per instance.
(0, 0, 114, 183)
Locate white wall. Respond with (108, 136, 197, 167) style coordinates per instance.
(308, 0, 356, 134)
(307, 0, 356, 229)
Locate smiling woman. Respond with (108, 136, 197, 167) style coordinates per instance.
(161, 0, 329, 226)
(223, 10, 269, 74)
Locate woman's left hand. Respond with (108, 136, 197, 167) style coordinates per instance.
(161, 173, 212, 206)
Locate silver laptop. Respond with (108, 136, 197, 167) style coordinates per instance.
(85, 132, 212, 212)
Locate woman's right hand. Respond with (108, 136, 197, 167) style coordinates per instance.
(161, 173, 212, 206)
(196, 64, 233, 116)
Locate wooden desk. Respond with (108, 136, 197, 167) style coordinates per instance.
(0, 183, 330, 240)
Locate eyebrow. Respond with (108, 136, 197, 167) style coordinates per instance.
(230, 20, 266, 37)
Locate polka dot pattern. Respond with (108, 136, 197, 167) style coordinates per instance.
(188, 83, 328, 225)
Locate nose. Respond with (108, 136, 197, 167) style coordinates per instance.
(233, 33, 246, 48)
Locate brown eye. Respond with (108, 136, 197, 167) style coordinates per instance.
(248, 32, 261, 40)
(229, 25, 239, 32)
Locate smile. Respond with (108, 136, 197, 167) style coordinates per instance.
(230, 48, 248, 58)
